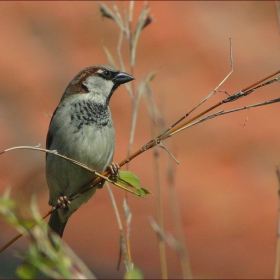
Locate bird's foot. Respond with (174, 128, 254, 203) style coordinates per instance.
(108, 162, 120, 180)
(56, 195, 71, 210)
(96, 162, 120, 189)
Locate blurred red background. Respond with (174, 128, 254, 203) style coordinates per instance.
(0, 1, 280, 279)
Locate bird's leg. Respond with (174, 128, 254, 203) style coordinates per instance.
(96, 162, 120, 189)
(56, 195, 71, 210)
(108, 162, 120, 180)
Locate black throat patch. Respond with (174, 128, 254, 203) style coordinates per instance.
(70, 100, 111, 131)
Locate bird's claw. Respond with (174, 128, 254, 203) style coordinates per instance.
(56, 195, 71, 209)
(108, 162, 120, 180)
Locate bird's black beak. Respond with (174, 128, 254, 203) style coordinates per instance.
(114, 71, 134, 85)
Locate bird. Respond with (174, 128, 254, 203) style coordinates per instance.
(46, 65, 134, 237)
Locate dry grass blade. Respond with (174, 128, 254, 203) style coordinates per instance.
(131, 4, 150, 67)
(99, 2, 126, 33)
(105, 183, 132, 271)
(148, 217, 168, 279)
(275, 1, 280, 33)
(102, 44, 117, 68)
(111, 2, 124, 27)
(137, 68, 162, 101)
(99, 2, 115, 20)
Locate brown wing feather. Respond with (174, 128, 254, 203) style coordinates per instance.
(46, 106, 59, 156)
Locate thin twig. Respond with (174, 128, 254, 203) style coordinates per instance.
(105, 183, 132, 271)
(157, 142, 179, 164)
(117, 31, 125, 72)
(167, 160, 192, 279)
(1, 71, 279, 254)
(131, 3, 150, 68)
(147, 84, 168, 279)
(63, 70, 280, 200)
(274, 166, 280, 279)
(148, 216, 192, 278)
(157, 38, 233, 142)
(99, 3, 126, 33)
(1, 146, 142, 200)
(121, 2, 129, 41)
(275, 1, 280, 34)
(126, 1, 133, 48)
(154, 146, 168, 279)
(122, 198, 133, 271)
(169, 78, 280, 136)
(162, 74, 280, 140)
(112, 1, 124, 28)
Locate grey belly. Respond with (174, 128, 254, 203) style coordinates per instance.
(46, 124, 115, 206)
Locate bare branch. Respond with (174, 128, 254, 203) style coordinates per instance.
(0, 146, 142, 199)
(157, 38, 234, 141)
(163, 75, 280, 139)
(157, 142, 179, 164)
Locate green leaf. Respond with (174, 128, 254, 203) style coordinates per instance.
(112, 180, 142, 197)
(141, 187, 152, 195)
(19, 219, 36, 229)
(124, 267, 144, 279)
(116, 171, 152, 197)
(118, 171, 142, 189)
(16, 262, 38, 279)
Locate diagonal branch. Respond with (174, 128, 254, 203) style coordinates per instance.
(1, 69, 279, 254)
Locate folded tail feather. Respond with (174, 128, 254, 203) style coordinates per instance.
(48, 210, 68, 238)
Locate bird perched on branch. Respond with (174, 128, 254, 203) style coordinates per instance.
(46, 65, 134, 237)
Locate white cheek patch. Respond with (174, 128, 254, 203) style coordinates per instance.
(96, 69, 104, 74)
(83, 75, 114, 103)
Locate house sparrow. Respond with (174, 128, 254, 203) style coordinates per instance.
(46, 65, 134, 237)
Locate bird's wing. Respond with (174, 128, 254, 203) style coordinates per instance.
(46, 106, 59, 154)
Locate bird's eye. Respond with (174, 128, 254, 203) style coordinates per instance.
(96, 68, 113, 80)
(102, 70, 111, 77)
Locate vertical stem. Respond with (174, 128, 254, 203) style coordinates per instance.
(123, 1, 136, 270)
(167, 162, 192, 279)
(129, 0, 134, 69)
(127, 101, 138, 157)
(105, 183, 132, 271)
(147, 85, 168, 278)
(274, 167, 280, 279)
(154, 147, 168, 279)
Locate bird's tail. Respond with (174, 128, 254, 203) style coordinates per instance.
(48, 210, 68, 238)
